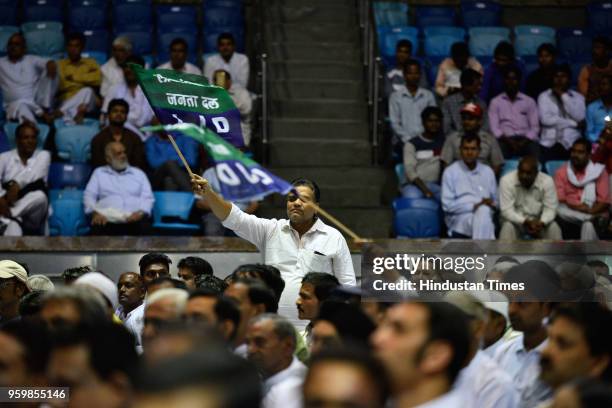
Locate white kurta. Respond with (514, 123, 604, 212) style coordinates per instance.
(102, 83, 155, 141)
(100, 57, 125, 98)
(204, 52, 250, 88)
(157, 61, 202, 76)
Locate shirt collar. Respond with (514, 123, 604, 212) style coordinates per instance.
(502, 92, 526, 102)
(459, 160, 481, 174)
(282, 217, 328, 235)
(515, 333, 548, 355)
(102, 165, 134, 175)
(401, 86, 425, 98)
(264, 357, 304, 389)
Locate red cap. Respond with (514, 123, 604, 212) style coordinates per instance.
(460, 103, 483, 118)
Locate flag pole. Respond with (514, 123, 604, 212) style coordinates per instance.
(167, 133, 195, 178)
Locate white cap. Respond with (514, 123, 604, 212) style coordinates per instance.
(471, 290, 509, 324)
(0, 260, 29, 289)
(75, 272, 119, 310)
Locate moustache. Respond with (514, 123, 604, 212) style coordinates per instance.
(540, 356, 552, 371)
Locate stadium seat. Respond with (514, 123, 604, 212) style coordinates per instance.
(48, 163, 92, 189)
(152, 192, 200, 233)
(114, 0, 150, 4)
(157, 32, 198, 64)
(0, 4, 17, 26)
(557, 28, 592, 61)
(570, 60, 589, 86)
(204, 6, 244, 28)
(56, 125, 99, 163)
(24, 0, 63, 5)
(423, 26, 466, 40)
(587, 1, 612, 35)
(81, 51, 107, 66)
(424, 35, 460, 57)
(425, 56, 445, 84)
(69, 5, 107, 31)
(83, 30, 109, 52)
(514, 25, 556, 38)
(521, 55, 539, 76)
(469, 33, 508, 57)
(395, 163, 407, 186)
(113, 3, 153, 32)
(501, 159, 520, 176)
(206, 0, 242, 6)
(24, 30, 64, 58)
(3, 122, 49, 150)
(49, 193, 90, 236)
(415, 6, 456, 28)
(157, 5, 198, 33)
(0, 26, 19, 56)
(468, 26, 510, 38)
(69, 0, 106, 5)
(545, 160, 566, 176)
(116, 31, 153, 55)
(21, 21, 63, 33)
(515, 34, 556, 57)
(373, 2, 409, 27)
(54, 118, 99, 130)
(378, 26, 419, 60)
(393, 197, 441, 238)
(24, 4, 63, 23)
(461, 1, 501, 27)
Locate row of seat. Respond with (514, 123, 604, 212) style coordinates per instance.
(49, 189, 201, 236)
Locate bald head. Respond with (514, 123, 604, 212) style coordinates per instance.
(518, 156, 539, 189)
(117, 272, 144, 312)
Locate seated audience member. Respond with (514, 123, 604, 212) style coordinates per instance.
(91, 99, 145, 169)
(142, 288, 188, 349)
(0, 33, 57, 124)
(55, 33, 101, 124)
(177, 256, 213, 290)
(435, 42, 483, 98)
(441, 103, 504, 176)
(0, 319, 50, 387)
(212, 69, 252, 146)
(84, 141, 154, 236)
(100, 36, 131, 98)
(384, 40, 428, 97)
(586, 74, 612, 143)
(592, 120, 612, 185)
(147, 277, 187, 294)
(146, 130, 199, 191)
(539, 64, 586, 162)
(157, 37, 202, 75)
(372, 302, 470, 407)
(489, 66, 540, 159)
(499, 156, 562, 240)
(480, 41, 525, 103)
(525, 43, 558, 100)
(115, 272, 145, 322)
(204, 33, 249, 88)
(442, 134, 497, 239)
(40, 286, 110, 330)
(0, 260, 30, 327)
(401, 107, 445, 200)
(554, 138, 610, 240)
(185, 290, 240, 343)
(101, 55, 154, 141)
(578, 36, 612, 105)
(442, 68, 489, 134)
(139, 252, 172, 287)
(0, 123, 49, 236)
(295, 272, 340, 347)
(246, 314, 307, 408)
(480, 292, 513, 357)
(389, 59, 436, 145)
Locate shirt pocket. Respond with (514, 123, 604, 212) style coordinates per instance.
(303, 249, 333, 273)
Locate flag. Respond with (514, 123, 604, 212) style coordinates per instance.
(131, 64, 245, 148)
(143, 123, 293, 202)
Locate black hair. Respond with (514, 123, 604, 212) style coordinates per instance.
(460, 68, 482, 88)
(217, 32, 235, 44)
(301, 272, 340, 302)
(1, 319, 50, 375)
(551, 304, 612, 381)
(147, 276, 187, 291)
(233, 264, 285, 303)
(552, 63, 572, 78)
(125, 54, 145, 67)
(503, 65, 522, 80)
(396, 39, 412, 51)
(188, 290, 241, 340)
(572, 378, 612, 407)
(19, 290, 46, 317)
(15, 122, 39, 140)
(450, 42, 469, 60)
(66, 32, 86, 45)
(291, 178, 321, 202)
(108, 98, 129, 114)
(178, 256, 214, 278)
(169, 37, 188, 50)
(537, 43, 557, 56)
(460, 133, 481, 148)
(403, 58, 421, 74)
(138, 253, 172, 276)
(494, 41, 515, 59)
(232, 278, 278, 313)
(503, 260, 561, 300)
(194, 274, 228, 294)
(572, 137, 592, 154)
(62, 265, 93, 284)
(316, 301, 376, 349)
(421, 106, 443, 122)
(593, 36, 610, 49)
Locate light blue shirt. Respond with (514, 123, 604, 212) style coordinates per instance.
(493, 334, 552, 408)
(389, 86, 437, 144)
(586, 99, 612, 142)
(441, 161, 497, 236)
(84, 165, 154, 216)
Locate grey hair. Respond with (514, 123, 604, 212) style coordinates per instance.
(27, 275, 55, 291)
(146, 288, 188, 316)
(104, 141, 125, 157)
(112, 36, 133, 52)
(42, 285, 109, 325)
(249, 313, 296, 351)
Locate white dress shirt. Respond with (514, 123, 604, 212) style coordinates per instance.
(413, 389, 464, 408)
(493, 334, 552, 408)
(102, 83, 155, 140)
(83, 165, 154, 216)
(221, 204, 356, 328)
(123, 302, 145, 351)
(454, 350, 519, 408)
(538, 89, 586, 149)
(263, 357, 306, 408)
(157, 61, 202, 76)
(204, 52, 250, 88)
(0, 149, 50, 196)
(499, 170, 558, 225)
(0, 55, 49, 104)
(100, 57, 124, 98)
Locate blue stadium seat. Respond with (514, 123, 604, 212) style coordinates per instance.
(203, 28, 245, 53)
(81, 51, 107, 66)
(468, 26, 510, 38)
(501, 159, 520, 176)
(423, 26, 466, 39)
(83, 30, 109, 52)
(461, 1, 501, 27)
(113, 3, 153, 32)
(521, 55, 539, 76)
(415, 6, 456, 28)
(204, 6, 244, 28)
(0, 5, 17, 26)
(54, 118, 99, 130)
(157, 32, 198, 64)
(24, 0, 63, 5)
(393, 197, 441, 238)
(24, 4, 63, 23)
(56, 125, 99, 163)
(69, 5, 107, 31)
(545, 160, 566, 176)
(514, 25, 556, 38)
(48, 163, 92, 189)
(157, 5, 198, 33)
(49, 192, 90, 236)
(117, 31, 153, 55)
(373, 2, 409, 27)
(395, 163, 407, 186)
(469, 33, 508, 57)
(424, 35, 460, 57)
(0, 26, 19, 56)
(114, 0, 150, 4)
(3, 122, 50, 150)
(24, 30, 64, 58)
(557, 28, 592, 61)
(588, 1, 612, 35)
(153, 191, 200, 233)
(515, 34, 556, 57)
(570, 60, 589, 86)
(69, 0, 106, 5)
(21, 21, 63, 33)
(378, 26, 419, 60)
(206, 0, 242, 6)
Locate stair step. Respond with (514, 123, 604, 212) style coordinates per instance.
(269, 137, 371, 167)
(270, 79, 365, 99)
(265, 8, 358, 25)
(270, 118, 369, 140)
(264, 23, 360, 42)
(268, 61, 363, 80)
(266, 42, 361, 60)
(271, 98, 367, 120)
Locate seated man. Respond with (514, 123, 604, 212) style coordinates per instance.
(146, 130, 199, 191)
(100, 36, 131, 98)
(101, 55, 154, 141)
(592, 119, 612, 187)
(539, 64, 586, 163)
(0, 123, 49, 236)
(157, 37, 201, 75)
(389, 59, 436, 145)
(489, 66, 540, 159)
(554, 138, 610, 240)
(434, 41, 483, 98)
(401, 107, 445, 200)
(578, 36, 612, 105)
(480, 41, 525, 103)
(91, 99, 145, 169)
(586, 74, 612, 143)
(55, 33, 101, 124)
(525, 43, 557, 100)
(0, 33, 57, 124)
(441, 103, 504, 177)
(442, 134, 497, 239)
(204, 33, 249, 88)
(84, 141, 154, 235)
(441, 68, 488, 134)
(384, 39, 427, 97)
(499, 156, 562, 240)
(212, 69, 252, 146)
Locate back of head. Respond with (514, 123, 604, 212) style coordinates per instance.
(233, 264, 285, 303)
(62, 265, 94, 284)
(178, 256, 214, 277)
(1, 318, 51, 378)
(147, 288, 189, 315)
(26, 275, 54, 292)
(234, 277, 278, 313)
(317, 301, 376, 349)
(503, 260, 561, 300)
(42, 286, 110, 329)
(195, 274, 228, 294)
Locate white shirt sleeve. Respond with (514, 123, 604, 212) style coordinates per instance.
(136, 170, 154, 215)
(83, 169, 101, 214)
(235, 53, 249, 88)
(332, 234, 356, 286)
(221, 203, 278, 249)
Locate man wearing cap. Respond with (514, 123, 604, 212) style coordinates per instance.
(0, 260, 29, 327)
(488, 66, 540, 159)
(441, 102, 504, 177)
(479, 291, 516, 358)
(100, 36, 132, 98)
(499, 156, 562, 240)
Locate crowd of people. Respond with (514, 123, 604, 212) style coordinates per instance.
(390, 37, 612, 240)
(0, 32, 255, 237)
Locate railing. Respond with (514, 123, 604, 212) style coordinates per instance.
(260, 53, 269, 164)
(254, 0, 269, 164)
